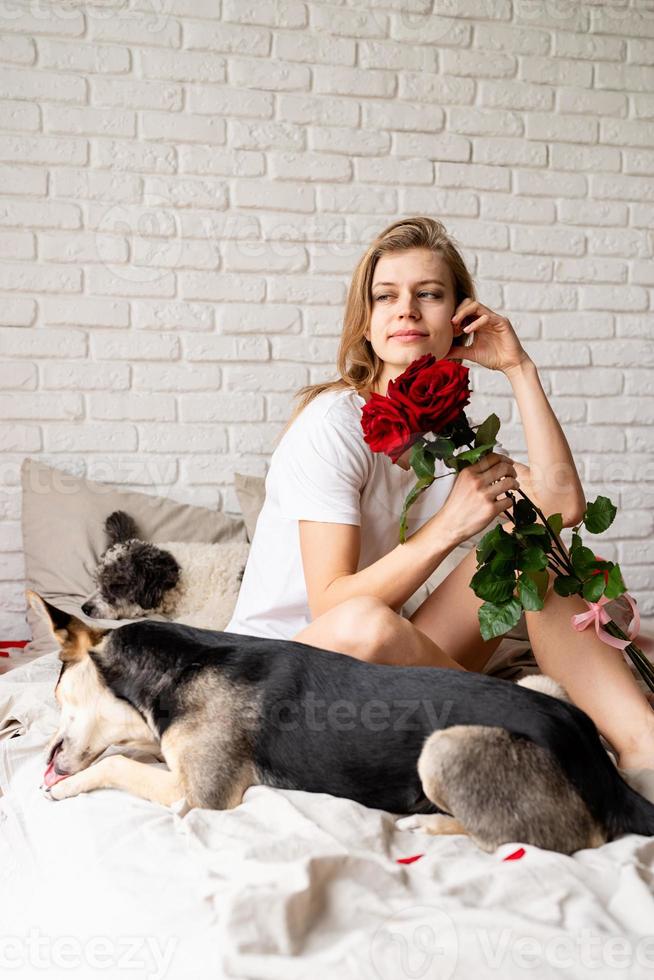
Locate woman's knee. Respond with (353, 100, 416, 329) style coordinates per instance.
(292, 595, 394, 659)
(331, 596, 403, 662)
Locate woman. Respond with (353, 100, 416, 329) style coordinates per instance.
(226, 216, 654, 776)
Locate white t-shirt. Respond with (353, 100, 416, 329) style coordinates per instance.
(224, 387, 508, 641)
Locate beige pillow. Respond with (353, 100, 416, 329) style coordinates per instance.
(22, 458, 248, 656)
(234, 472, 266, 542)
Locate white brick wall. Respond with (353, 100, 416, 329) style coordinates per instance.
(0, 0, 653, 637)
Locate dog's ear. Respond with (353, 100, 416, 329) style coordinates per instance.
(139, 548, 180, 610)
(105, 510, 140, 548)
(26, 591, 106, 663)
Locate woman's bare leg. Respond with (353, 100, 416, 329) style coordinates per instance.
(291, 596, 468, 670)
(409, 545, 508, 672)
(523, 588, 654, 769)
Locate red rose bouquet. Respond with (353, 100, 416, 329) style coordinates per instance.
(360, 354, 653, 693)
(361, 355, 472, 464)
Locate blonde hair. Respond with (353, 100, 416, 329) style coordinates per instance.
(273, 215, 477, 447)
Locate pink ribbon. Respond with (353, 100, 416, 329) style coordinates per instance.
(571, 593, 640, 651)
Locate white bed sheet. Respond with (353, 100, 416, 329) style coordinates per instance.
(2, 651, 654, 980)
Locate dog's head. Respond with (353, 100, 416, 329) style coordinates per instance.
(28, 592, 158, 790)
(81, 510, 181, 620)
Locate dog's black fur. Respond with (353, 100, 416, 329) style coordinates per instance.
(105, 510, 139, 548)
(48, 612, 654, 852)
(81, 511, 182, 618)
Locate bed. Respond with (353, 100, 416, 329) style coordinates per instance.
(3, 646, 654, 980)
(4, 459, 654, 980)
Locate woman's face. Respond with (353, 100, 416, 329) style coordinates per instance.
(366, 248, 461, 394)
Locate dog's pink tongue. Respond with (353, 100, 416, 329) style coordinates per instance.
(43, 759, 68, 788)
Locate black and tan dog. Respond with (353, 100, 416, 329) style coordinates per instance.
(31, 592, 654, 855)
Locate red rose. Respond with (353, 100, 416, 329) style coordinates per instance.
(387, 355, 471, 434)
(361, 392, 416, 463)
(360, 355, 471, 463)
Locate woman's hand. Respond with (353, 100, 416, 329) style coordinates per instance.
(445, 298, 531, 374)
(434, 452, 520, 548)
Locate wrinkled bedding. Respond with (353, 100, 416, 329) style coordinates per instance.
(2, 646, 654, 980)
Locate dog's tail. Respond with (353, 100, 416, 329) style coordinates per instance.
(105, 510, 139, 547)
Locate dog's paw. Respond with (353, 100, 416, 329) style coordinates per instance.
(396, 813, 466, 837)
(42, 776, 81, 801)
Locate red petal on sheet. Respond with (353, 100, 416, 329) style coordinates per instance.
(396, 854, 424, 864)
(502, 847, 526, 861)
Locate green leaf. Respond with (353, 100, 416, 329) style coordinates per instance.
(524, 568, 550, 602)
(476, 525, 502, 564)
(553, 575, 582, 597)
(474, 414, 501, 450)
(422, 436, 456, 461)
(446, 444, 496, 469)
(399, 476, 433, 543)
(516, 546, 549, 572)
(546, 513, 563, 537)
(494, 526, 518, 558)
(570, 544, 598, 579)
(518, 572, 544, 611)
(571, 531, 582, 552)
(489, 556, 516, 577)
(409, 441, 435, 481)
(582, 574, 606, 602)
(604, 563, 627, 600)
(516, 523, 549, 539)
(583, 496, 617, 535)
(478, 598, 523, 641)
(470, 566, 515, 604)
